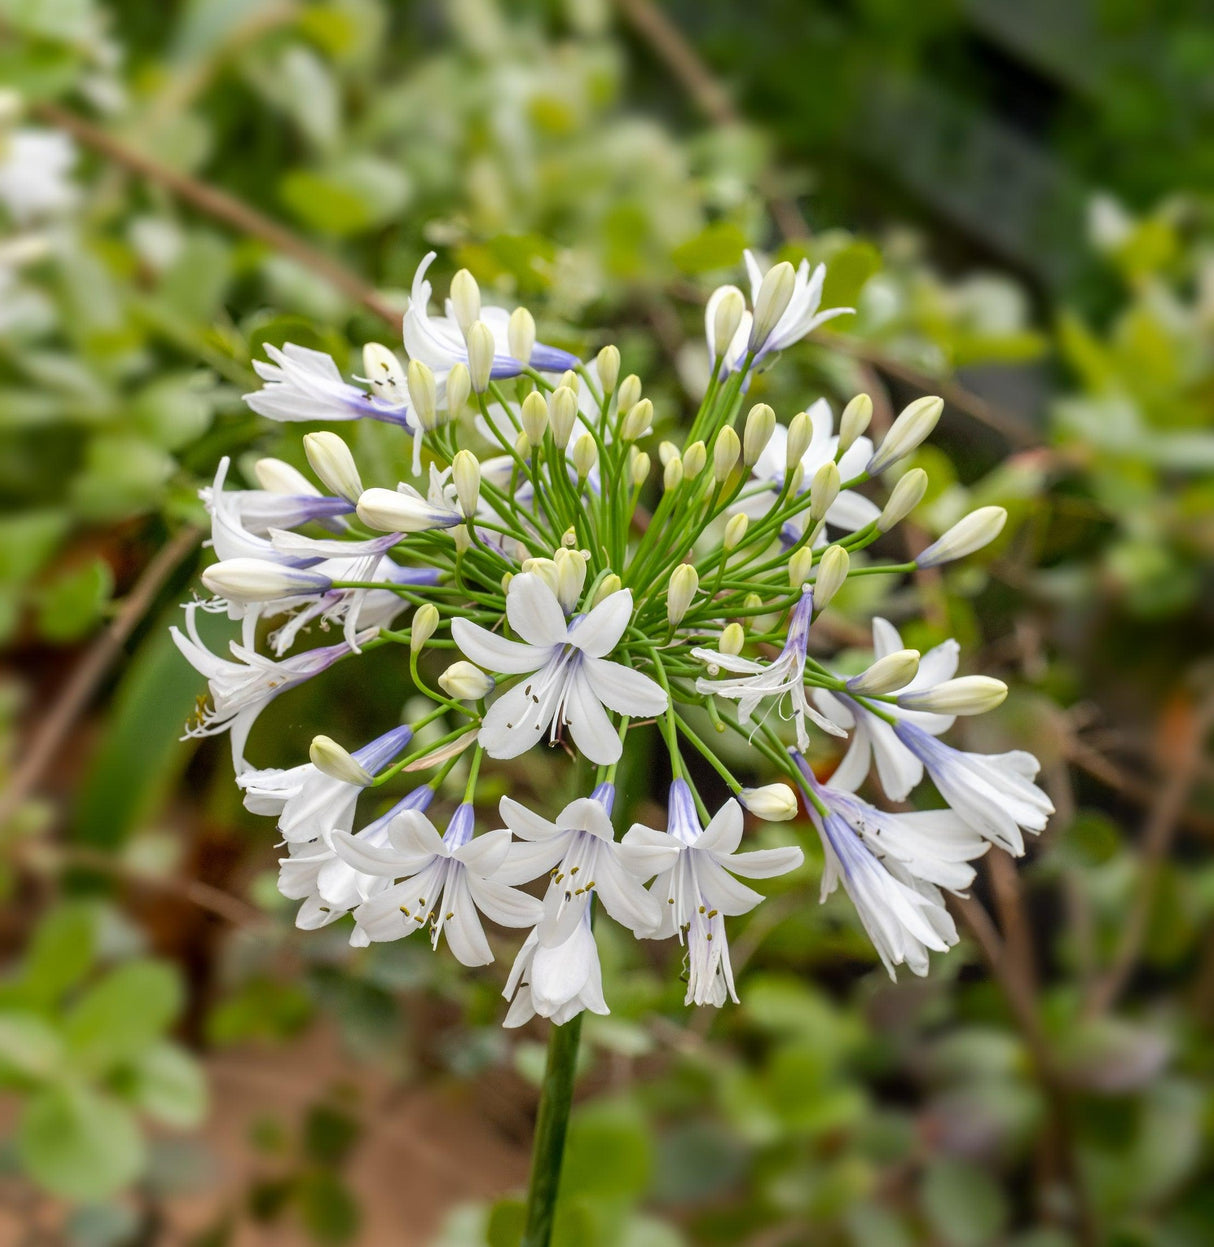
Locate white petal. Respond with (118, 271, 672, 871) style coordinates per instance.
(454, 827, 513, 876)
(467, 875, 544, 928)
(718, 845, 803, 879)
(619, 826, 681, 878)
(564, 670, 621, 764)
(696, 800, 744, 855)
(441, 874, 495, 966)
(498, 797, 564, 842)
(387, 810, 447, 861)
(331, 831, 414, 877)
(507, 573, 568, 647)
(568, 589, 632, 657)
(581, 656, 668, 717)
(478, 681, 551, 759)
(451, 618, 547, 675)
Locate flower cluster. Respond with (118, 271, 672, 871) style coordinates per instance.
(174, 248, 1051, 1024)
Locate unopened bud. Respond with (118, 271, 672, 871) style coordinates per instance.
(723, 512, 749, 550)
(548, 386, 578, 449)
(558, 370, 579, 393)
(719, 622, 745, 655)
(630, 451, 651, 486)
(407, 359, 438, 430)
(743, 592, 763, 614)
(450, 269, 481, 336)
(617, 374, 642, 412)
(452, 450, 481, 517)
(592, 574, 622, 607)
(304, 432, 362, 503)
(713, 427, 740, 482)
(521, 557, 560, 596)
(571, 434, 598, 481)
(596, 345, 620, 395)
(560, 527, 578, 548)
(682, 440, 707, 479)
(411, 604, 439, 654)
(445, 362, 471, 420)
(898, 675, 1008, 715)
(813, 545, 849, 609)
(439, 660, 495, 701)
(514, 431, 531, 457)
(788, 546, 815, 588)
(466, 321, 495, 393)
(507, 306, 535, 364)
(867, 396, 943, 474)
(710, 286, 746, 358)
(658, 440, 679, 467)
(740, 783, 799, 822)
(362, 343, 407, 406)
(749, 261, 796, 353)
(847, 648, 921, 695)
(554, 548, 587, 612)
(521, 390, 548, 444)
(666, 564, 699, 627)
(253, 458, 314, 495)
(202, 559, 330, 603)
(310, 735, 372, 786)
(877, 468, 928, 531)
(663, 456, 684, 492)
(743, 404, 776, 465)
(620, 398, 653, 441)
(838, 393, 872, 454)
(917, 506, 1007, 568)
(789, 462, 805, 494)
(808, 460, 841, 524)
(786, 410, 813, 468)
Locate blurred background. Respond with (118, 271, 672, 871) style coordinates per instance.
(1, 0, 1212, 1243)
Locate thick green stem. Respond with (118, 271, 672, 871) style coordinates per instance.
(520, 1013, 584, 1247)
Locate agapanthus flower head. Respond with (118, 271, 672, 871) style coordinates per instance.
(175, 244, 1050, 1024)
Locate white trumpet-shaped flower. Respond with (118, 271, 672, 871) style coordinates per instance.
(741, 249, 852, 363)
(694, 589, 845, 750)
(503, 909, 609, 1028)
(622, 780, 803, 1006)
(453, 574, 667, 764)
(337, 804, 544, 964)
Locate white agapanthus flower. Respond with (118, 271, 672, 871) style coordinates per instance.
(622, 780, 803, 1006)
(453, 574, 667, 765)
(336, 803, 543, 964)
(503, 909, 609, 1028)
(812, 617, 961, 800)
(694, 588, 845, 749)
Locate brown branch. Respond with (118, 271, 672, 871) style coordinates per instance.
(32, 103, 402, 329)
(0, 525, 202, 832)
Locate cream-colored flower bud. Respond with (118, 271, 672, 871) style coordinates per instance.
(521, 557, 560, 596)
(877, 468, 928, 531)
(548, 385, 578, 449)
(452, 450, 481, 518)
(362, 342, 407, 406)
(788, 546, 815, 588)
(723, 512, 749, 550)
(452, 526, 471, 553)
(711, 286, 746, 358)
(788, 462, 805, 494)
(749, 261, 796, 352)
(740, 783, 799, 821)
(560, 527, 578, 548)
(466, 321, 495, 393)
(445, 362, 471, 420)
(521, 390, 548, 444)
(439, 660, 495, 701)
(917, 506, 1007, 568)
(558, 369, 579, 393)
(630, 451, 651, 486)
(663, 455, 684, 492)
(253, 458, 313, 495)
(682, 440, 707, 479)
(617, 373, 642, 412)
(743, 592, 763, 613)
(554, 547, 587, 613)
(847, 648, 921, 695)
(838, 393, 872, 454)
(808, 460, 841, 525)
(658, 440, 679, 467)
(813, 544, 849, 609)
(501, 572, 514, 594)
(713, 427, 740, 482)
(450, 268, 481, 336)
(514, 431, 531, 457)
(620, 398, 653, 441)
(719, 622, 745, 655)
(571, 433, 598, 481)
(596, 345, 620, 395)
(410, 604, 439, 654)
(666, 564, 699, 627)
(592, 573, 622, 607)
(743, 403, 776, 466)
(406, 359, 438, 430)
(507, 306, 535, 364)
(867, 395, 943, 474)
(898, 675, 1008, 715)
(310, 735, 372, 786)
(785, 410, 813, 468)
(303, 432, 362, 503)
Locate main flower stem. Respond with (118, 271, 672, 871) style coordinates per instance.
(520, 1012, 584, 1247)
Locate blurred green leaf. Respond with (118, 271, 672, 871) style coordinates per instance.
(17, 901, 97, 1009)
(296, 1171, 361, 1245)
(671, 222, 748, 275)
(64, 959, 183, 1074)
(921, 1158, 1009, 1247)
(0, 1011, 64, 1082)
(34, 557, 113, 643)
(127, 1041, 208, 1129)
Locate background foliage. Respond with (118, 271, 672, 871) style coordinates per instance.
(1, 0, 1212, 1244)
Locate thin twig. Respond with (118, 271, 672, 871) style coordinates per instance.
(32, 103, 402, 329)
(0, 525, 202, 831)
